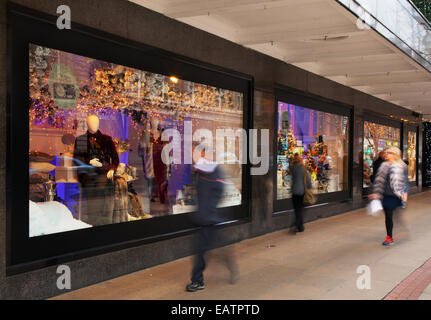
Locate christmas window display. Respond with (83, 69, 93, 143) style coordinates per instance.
(363, 121, 400, 188)
(276, 102, 349, 200)
(405, 130, 417, 182)
(29, 44, 243, 237)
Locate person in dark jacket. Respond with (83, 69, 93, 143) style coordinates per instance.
(186, 154, 239, 292)
(291, 153, 312, 233)
(370, 151, 385, 184)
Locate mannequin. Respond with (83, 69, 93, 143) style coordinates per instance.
(73, 115, 119, 226)
(151, 118, 161, 139)
(138, 115, 155, 201)
(85, 115, 116, 179)
(151, 119, 168, 204)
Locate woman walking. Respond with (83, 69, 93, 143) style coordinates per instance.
(369, 147, 409, 246)
(291, 153, 312, 233)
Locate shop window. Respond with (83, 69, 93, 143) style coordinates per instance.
(363, 121, 400, 188)
(276, 102, 350, 200)
(404, 130, 417, 182)
(28, 44, 244, 237)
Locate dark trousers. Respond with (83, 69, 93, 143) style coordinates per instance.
(80, 173, 115, 226)
(384, 207, 394, 238)
(191, 226, 214, 284)
(155, 179, 167, 204)
(382, 196, 404, 238)
(292, 194, 305, 231)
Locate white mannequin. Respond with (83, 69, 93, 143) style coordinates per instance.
(151, 118, 161, 140)
(86, 115, 115, 180)
(87, 114, 99, 134)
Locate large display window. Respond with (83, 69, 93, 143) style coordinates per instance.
(28, 44, 244, 237)
(274, 89, 351, 212)
(7, 9, 251, 271)
(363, 120, 401, 189)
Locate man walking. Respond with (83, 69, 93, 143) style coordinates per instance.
(186, 154, 239, 292)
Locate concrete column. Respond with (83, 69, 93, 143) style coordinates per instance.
(251, 89, 275, 236)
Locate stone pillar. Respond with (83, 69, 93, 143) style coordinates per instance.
(251, 89, 275, 236)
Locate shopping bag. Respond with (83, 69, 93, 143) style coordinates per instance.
(303, 167, 317, 206)
(367, 199, 383, 216)
(303, 187, 317, 206)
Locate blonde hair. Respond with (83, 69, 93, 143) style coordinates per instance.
(384, 146, 403, 163)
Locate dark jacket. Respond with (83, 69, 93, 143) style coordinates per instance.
(371, 156, 384, 183)
(291, 163, 312, 196)
(372, 161, 409, 208)
(73, 130, 119, 182)
(191, 166, 225, 226)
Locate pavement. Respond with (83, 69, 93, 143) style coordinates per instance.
(52, 191, 431, 300)
(419, 284, 431, 300)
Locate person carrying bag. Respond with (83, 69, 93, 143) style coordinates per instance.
(291, 153, 314, 233)
(303, 166, 316, 206)
(369, 147, 408, 246)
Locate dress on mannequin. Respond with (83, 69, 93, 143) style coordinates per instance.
(138, 120, 155, 201)
(74, 126, 119, 226)
(152, 129, 168, 204)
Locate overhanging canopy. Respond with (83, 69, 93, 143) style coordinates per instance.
(130, 0, 431, 120)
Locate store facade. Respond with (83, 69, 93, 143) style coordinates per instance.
(0, 1, 424, 299)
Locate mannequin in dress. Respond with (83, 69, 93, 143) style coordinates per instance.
(138, 115, 155, 201)
(74, 115, 119, 226)
(151, 119, 169, 204)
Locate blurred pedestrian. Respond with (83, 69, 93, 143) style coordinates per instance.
(369, 147, 409, 246)
(186, 150, 239, 292)
(371, 150, 385, 184)
(291, 153, 312, 233)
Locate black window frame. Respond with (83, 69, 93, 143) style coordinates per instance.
(6, 4, 253, 275)
(362, 112, 403, 194)
(273, 86, 353, 214)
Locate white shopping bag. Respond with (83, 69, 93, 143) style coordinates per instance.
(367, 199, 383, 216)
